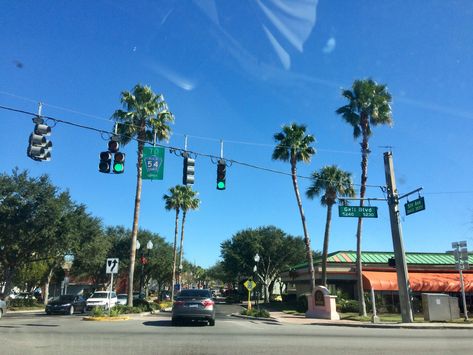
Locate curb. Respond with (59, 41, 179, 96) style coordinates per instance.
(231, 313, 280, 323)
(82, 316, 130, 322)
(7, 309, 44, 313)
(306, 322, 473, 330)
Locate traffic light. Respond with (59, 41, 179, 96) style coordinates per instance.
(182, 156, 195, 185)
(27, 117, 52, 161)
(113, 152, 125, 174)
(99, 151, 112, 173)
(99, 137, 124, 174)
(217, 159, 226, 190)
(388, 257, 396, 267)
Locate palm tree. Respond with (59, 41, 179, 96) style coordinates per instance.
(272, 123, 317, 294)
(335, 78, 393, 316)
(177, 186, 200, 284)
(112, 84, 173, 307)
(163, 185, 186, 301)
(306, 166, 355, 287)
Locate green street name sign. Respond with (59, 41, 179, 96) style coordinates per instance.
(142, 147, 165, 180)
(339, 206, 378, 218)
(405, 197, 425, 216)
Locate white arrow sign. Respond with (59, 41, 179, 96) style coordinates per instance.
(106, 258, 119, 274)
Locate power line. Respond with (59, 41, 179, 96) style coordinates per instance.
(0, 103, 385, 189)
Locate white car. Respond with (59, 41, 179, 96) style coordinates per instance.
(116, 293, 128, 306)
(86, 291, 117, 311)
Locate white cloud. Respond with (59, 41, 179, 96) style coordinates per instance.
(322, 37, 336, 54)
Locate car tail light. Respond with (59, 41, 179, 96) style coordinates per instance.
(202, 299, 214, 308)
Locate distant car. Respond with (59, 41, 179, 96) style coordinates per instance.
(117, 294, 128, 305)
(45, 295, 86, 315)
(0, 299, 6, 319)
(172, 289, 216, 326)
(86, 291, 117, 311)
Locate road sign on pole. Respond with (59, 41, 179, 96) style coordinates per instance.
(106, 258, 119, 274)
(142, 147, 165, 180)
(244, 279, 256, 311)
(404, 197, 425, 215)
(338, 206, 378, 218)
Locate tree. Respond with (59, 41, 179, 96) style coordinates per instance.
(272, 123, 317, 295)
(0, 169, 81, 299)
(112, 84, 173, 306)
(221, 226, 306, 302)
(163, 185, 186, 300)
(177, 186, 200, 283)
(336, 78, 393, 316)
(306, 165, 355, 287)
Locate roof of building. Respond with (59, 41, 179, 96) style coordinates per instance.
(290, 250, 472, 270)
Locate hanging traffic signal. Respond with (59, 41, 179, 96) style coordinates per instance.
(108, 139, 119, 153)
(217, 159, 226, 190)
(182, 156, 195, 185)
(99, 151, 112, 173)
(27, 117, 52, 161)
(113, 152, 125, 174)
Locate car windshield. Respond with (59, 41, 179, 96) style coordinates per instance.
(57, 295, 75, 303)
(90, 292, 108, 299)
(117, 294, 127, 299)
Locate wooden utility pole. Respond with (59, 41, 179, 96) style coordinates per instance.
(383, 152, 413, 323)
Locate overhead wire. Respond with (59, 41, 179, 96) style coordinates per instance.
(0, 102, 386, 189)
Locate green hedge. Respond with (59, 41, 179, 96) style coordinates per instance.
(8, 298, 42, 308)
(240, 308, 270, 318)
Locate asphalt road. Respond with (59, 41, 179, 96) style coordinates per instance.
(0, 304, 471, 355)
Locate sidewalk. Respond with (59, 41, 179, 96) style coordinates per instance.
(269, 311, 473, 330)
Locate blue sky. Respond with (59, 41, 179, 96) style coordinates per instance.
(1, 0, 473, 268)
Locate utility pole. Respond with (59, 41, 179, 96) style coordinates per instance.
(383, 151, 413, 323)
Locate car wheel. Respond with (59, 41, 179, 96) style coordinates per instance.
(208, 319, 215, 326)
(68, 306, 74, 315)
(81, 306, 86, 314)
(46, 310, 51, 315)
(171, 318, 179, 326)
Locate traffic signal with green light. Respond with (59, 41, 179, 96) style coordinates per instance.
(217, 160, 226, 190)
(113, 152, 125, 174)
(182, 156, 195, 185)
(99, 151, 112, 173)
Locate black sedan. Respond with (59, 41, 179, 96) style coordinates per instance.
(45, 295, 86, 315)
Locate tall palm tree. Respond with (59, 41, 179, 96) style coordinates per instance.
(272, 123, 317, 294)
(336, 78, 393, 316)
(163, 185, 186, 301)
(306, 166, 355, 287)
(177, 186, 200, 284)
(112, 84, 173, 306)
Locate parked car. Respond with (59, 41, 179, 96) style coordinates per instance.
(86, 291, 117, 311)
(172, 289, 215, 326)
(117, 294, 128, 306)
(45, 295, 86, 315)
(0, 299, 6, 319)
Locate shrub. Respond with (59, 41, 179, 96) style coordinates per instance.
(339, 300, 359, 313)
(296, 294, 308, 312)
(8, 298, 41, 308)
(91, 306, 105, 317)
(240, 308, 270, 318)
(109, 307, 122, 317)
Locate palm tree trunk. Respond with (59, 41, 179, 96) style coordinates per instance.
(171, 209, 180, 301)
(178, 210, 187, 285)
(356, 115, 369, 316)
(291, 160, 316, 294)
(321, 203, 333, 287)
(128, 138, 145, 307)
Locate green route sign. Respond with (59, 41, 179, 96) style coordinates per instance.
(405, 197, 425, 215)
(142, 147, 165, 180)
(339, 206, 378, 218)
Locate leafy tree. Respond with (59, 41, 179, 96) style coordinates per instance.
(177, 186, 200, 283)
(221, 226, 306, 302)
(163, 185, 186, 300)
(336, 78, 393, 316)
(0, 169, 80, 299)
(306, 165, 355, 287)
(112, 84, 173, 306)
(272, 123, 317, 294)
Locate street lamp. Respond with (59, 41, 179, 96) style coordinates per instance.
(254, 253, 260, 307)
